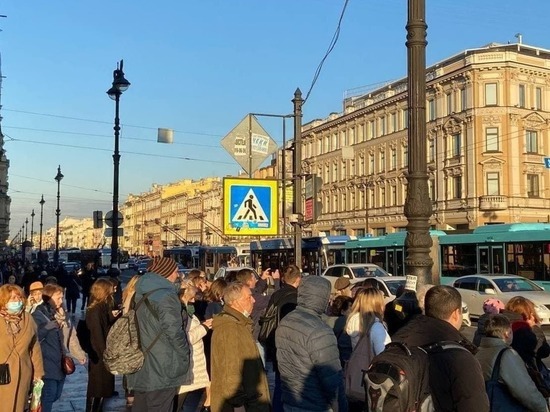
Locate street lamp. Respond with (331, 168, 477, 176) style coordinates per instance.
(39, 195, 45, 253)
(30, 209, 35, 245)
(54, 165, 64, 266)
(107, 59, 130, 268)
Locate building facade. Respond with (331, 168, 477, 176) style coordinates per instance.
(302, 42, 550, 237)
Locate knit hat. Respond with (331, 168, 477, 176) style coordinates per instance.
(147, 257, 177, 278)
(334, 277, 351, 291)
(29, 281, 44, 292)
(483, 298, 505, 315)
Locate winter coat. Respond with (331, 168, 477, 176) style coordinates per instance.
(392, 315, 489, 412)
(178, 314, 210, 394)
(264, 283, 298, 364)
(0, 311, 44, 412)
(250, 278, 278, 340)
(32, 303, 65, 381)
(64, 273, 81, 300)
(126, 272, 190, 392)
(275, 276, 347, 412)
(475, 337, 548, 412)
(86, 301, 115, 397)
(211, 305, 270, 412)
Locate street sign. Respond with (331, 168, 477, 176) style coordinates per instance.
(544, 157, 550, 168)
(104, 228, 123, 237)
(220, 114, 278, 176)
(93, 211, 103, 229)
(104, 210, 123, 228)
(223, 177, 278, 236)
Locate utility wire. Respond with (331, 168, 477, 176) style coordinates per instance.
(303, 0, 350, 105)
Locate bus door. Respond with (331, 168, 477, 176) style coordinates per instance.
(387, 248, 405, 276)
(478, 245, 505, 274)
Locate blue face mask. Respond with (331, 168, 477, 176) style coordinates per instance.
(6, 301, 23, 314)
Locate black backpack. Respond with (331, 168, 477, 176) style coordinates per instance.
(258, 287, 295, 346)
(365, 341, 468, 412)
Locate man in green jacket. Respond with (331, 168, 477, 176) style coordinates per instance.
(126, 257, 190, 412)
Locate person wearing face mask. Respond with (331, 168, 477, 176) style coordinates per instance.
(475, 314, 548, 411)
(26, 281, 44, 313)
(175, 283, 212, 412)
(0, 284, 45, 412)
(210, 281, 270, 412)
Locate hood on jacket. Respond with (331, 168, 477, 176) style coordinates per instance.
(297, 276, 331, 315)
(136, 271, 174, 295)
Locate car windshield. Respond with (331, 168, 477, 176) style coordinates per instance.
(493, 278, 543, 292)
(351, 266, 386, 278)
(384, 280, 406, 295)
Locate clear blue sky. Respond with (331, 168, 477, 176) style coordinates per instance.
(2, 0, 549, 236)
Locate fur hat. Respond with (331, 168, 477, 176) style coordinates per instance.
(483, 298, 505, 315)
(147, 257, 177, 278)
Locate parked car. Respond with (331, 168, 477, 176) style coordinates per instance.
(214, 266, 260, 282)
(452, 274, 550, 325)
(321, 263, 392, 292)
(351, 276, 471, 327)
(62, 262, 81, 274)
(128, 258, 138, 270)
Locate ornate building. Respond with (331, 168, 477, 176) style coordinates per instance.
(301, 42, 550, 236)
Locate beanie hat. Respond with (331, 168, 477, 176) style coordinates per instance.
(483, 298, 505, 315)
(334, 277, 351, 291)
(29, 281, 44, 292)
(148, 257, 177, 278)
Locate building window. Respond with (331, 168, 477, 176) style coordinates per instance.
(451, 133, 461, 157)
(369, 154, 375, 174)
(526, 130, 538, 154)
(359, 156, 365, 175)
(519, 84, 526, 108)
(391, 113, 397, 132)
(486, 172, 500, 196)
(428, 139, 435, 162)
(356, 228, 365, 237)
(527, 174, 540, 198)
(428, 99, 436, 121)
(452, 176, 462, 199)
(379, 151, 385, 172)
(485, 127, 499, 152)
(536, 87, 543, 110)
(403, 110, 408, 129)
(485, 83, 497, 106)
(391, 185, 397, 206)
(380, 116, 386, 135)
(380, 187, 386, 207)
(370, 121, 376, 139)
(460, 88, 467, 110)
(429, 179, 435, 202)
(446, 93, 453, 115)
(403, 145, 408, 167)
(391, 148, 397, 170)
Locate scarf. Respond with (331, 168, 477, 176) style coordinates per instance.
(53, 306, 69, 329)
(0, 309, 23, 335)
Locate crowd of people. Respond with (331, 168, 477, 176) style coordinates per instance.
(1, 256, 550, 411)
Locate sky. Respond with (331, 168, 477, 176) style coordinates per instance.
(1, 0, 549, 237)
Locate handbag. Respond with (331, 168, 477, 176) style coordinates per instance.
(485, 348, 525, 412)
(60, 324, 75, 375)
(0, 345, 15, 385)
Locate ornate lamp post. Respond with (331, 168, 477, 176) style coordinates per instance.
(39, 195, 45, 253)
(25, 218, 28, 241)
(106, 60, 130, 268)
(30, 209, 35, 245)
(54, 166, 64, 266)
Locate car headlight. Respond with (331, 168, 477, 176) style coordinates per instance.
(534, 303, 550, 313)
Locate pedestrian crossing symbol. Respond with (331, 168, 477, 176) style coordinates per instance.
(223, 178, 278, 236)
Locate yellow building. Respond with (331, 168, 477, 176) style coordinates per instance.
(302, 42, 550, 236)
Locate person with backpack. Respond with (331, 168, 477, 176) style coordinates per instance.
(259, 264, 301, 412)
(275, 275, 347, 412)
(390, 285, 489, 412)
(125, 257, 190, 412)
(475, 314, 548, 411)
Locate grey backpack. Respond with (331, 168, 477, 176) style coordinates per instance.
(103, 288, 161, 375)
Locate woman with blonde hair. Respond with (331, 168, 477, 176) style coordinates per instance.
(345, 287, 391, 354)
(0, 284, 44, 412)
(175, 283, 213, 412)
(85, 278, 119, 412)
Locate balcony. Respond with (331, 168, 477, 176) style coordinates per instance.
(479, 195, 508, 211)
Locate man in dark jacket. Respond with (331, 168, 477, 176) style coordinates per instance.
(275, 276, 347, 412)
(392, 285, 489, 412)
(126, 257, 190, 412)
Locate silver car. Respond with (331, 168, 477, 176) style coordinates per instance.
(452, 274, 550, 325)
(321, 263, 392, 292)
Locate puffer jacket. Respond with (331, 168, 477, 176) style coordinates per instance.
(126, 272, 190, 392)
(275, 276, 347, 412)
(475, 337, 548, 412)
(392, 315, 489, 412)
(32, 303, 65, 381)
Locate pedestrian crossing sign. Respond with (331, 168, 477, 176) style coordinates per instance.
(223, 178, 278, 236)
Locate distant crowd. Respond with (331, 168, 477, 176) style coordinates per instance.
(1, 257, 550, 412)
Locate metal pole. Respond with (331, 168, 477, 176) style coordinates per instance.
(54, 166, 62, 266)
(404, 0, 433, 288)
(111, 91, 121, 267)
(248, 114, 253, 177)
(292, 88, 304, 269)
(30, 209, 35, 245)
(39, 195, 45, 253)
(25, 218, 28, 241)
(365, 182, 369, 235)
(282, 117, 286, 236)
